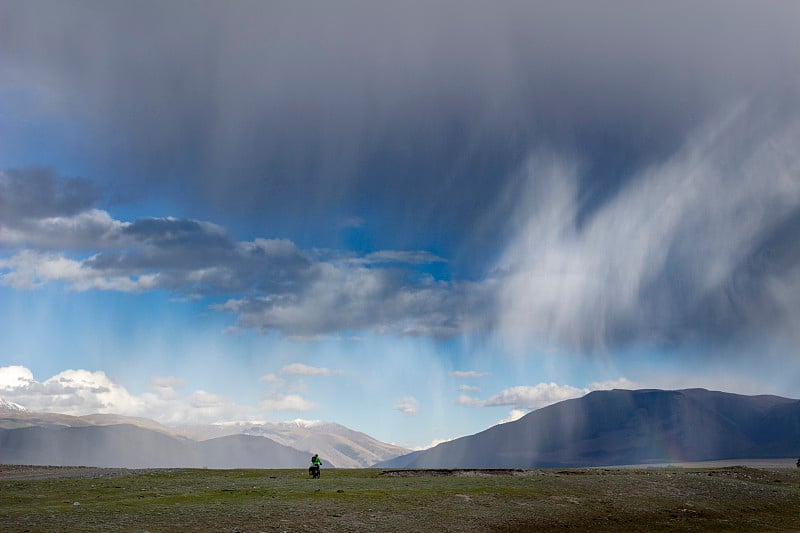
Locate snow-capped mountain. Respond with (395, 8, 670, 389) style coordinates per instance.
(0, 398, 27, 412)
(173, 419, 409, 468)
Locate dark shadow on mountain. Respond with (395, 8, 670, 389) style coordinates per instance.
(376, 389, 800, 468)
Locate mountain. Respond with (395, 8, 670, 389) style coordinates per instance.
(0, 424, 310, 468)
(376, 389, 800, 469)
(0, 407, 186, 437)
(0, 405, 409, 468)
(173, 419, 410, 468)
(0, 398, 27, 413)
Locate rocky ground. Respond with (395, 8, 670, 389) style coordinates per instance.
(2, 465, 800, 531)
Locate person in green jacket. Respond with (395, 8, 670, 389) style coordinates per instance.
(309, 454, 323, 478)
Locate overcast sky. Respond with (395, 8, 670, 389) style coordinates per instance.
(1, 1, 799, 448)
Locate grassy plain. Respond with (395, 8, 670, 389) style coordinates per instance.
(2, 465, 800, 532)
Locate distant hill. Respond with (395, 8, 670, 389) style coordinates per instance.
(0, 402, 409, 468)
(376, 389, 800, 469)
(0, 424, 310, 468)
(173, 420, 410, 468)
(0, 407, 181, 434)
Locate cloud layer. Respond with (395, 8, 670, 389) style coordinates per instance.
(3, 1, 799, 259)
(1, 2, 799, 353)
(0, 365, 325, 424)
(1, 169, 484, 338)
(0, 365, 243, 423)
(3, 103, 800, 354)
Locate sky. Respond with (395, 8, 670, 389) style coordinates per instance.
(1, 1, 799, 450)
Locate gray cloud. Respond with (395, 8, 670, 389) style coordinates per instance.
(0, 189, 486, 336)
(0, 168, 98, 224)
(2, 2, 800, 350)
(3, 1, 799, 265)
(359, 251, 447, 266)
(0, 168, 125, 250)
(215, 268, 488, 339)
(3, 98, 800, 347)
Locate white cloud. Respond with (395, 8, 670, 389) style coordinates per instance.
(414, 437, 453, 451)
(260, 393, 317, 412)
(0, 365, 34, 390)
(0, 365, 263, 425)
(485, 383, 586, 409)
(283, 418, 323, 428)
(0, 251, 82, 289)
(588, 377, 636, 391)
(280, 363, 343, 377)
(0, 250, 160, 292)
(0, 209, 130, 249)
(2, 368, 146, 414)
(459, 379, 636, 411)
(449, 370, 490, 379)
(498, 409, 528, 424)
(259, 373, 285, 388)
(394, 396, 419, 416)
(458, 384, 481, 393)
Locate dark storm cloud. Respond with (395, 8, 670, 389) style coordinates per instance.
(0, 168, 98, 223)
(121, 218, 230, 249)
(69, 217, 316, 295)
(0, 168, 118, 250)
(2, 1, 799, 259)
(2, 1, 800, 348)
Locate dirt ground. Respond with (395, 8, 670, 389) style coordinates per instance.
(2, 464, 800, 532)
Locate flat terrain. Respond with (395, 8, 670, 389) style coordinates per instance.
(2, 465, 800, 532)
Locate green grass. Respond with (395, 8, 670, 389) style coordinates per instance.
(2, 466, 800, 532)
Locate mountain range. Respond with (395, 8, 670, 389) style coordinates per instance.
(4, 389, 799, 470)
(0, 424, 311, 469)
(171, 419, 409, 468)
(0, 405, 407, 469)
(377, 388, 800, 468)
